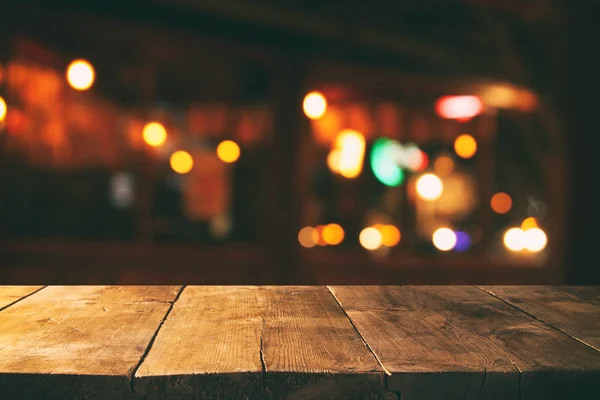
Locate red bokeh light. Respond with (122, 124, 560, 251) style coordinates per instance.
(435, 95, 483, 120)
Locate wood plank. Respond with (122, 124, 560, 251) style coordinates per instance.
(135, 286, 390, 399)
(479, 286, 600, 350)
(134, 286, 265, 400)
(0, 285, 181, 400)
(0, 286, 44, 310)
(330, 286, 600, 400)
(261, 286, 388, 399)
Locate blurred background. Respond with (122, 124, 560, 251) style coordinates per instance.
(0, 0, 597, 285)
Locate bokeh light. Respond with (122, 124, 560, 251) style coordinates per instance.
(433, 155, 455, 176)
(298, 227, 319, 248)
(327, 149, 341, 174)
(217, 140, 241, 163)
(453, 231, 472, 252)
(435, 95, 483, 120)
(336, 130, 366, 178)
(490, 192, 512, 214)
(170, 150, 194, 174)
(359, 227, 383, 251)
(0, 96, 6, 122)
(503, 227, 525, 251)
(380, 225, 401, 247)
(524, 228, 547, 252)
(322, 223, 345, 245)
(315, 225, 327, 246)
(303, 91, 327, 119)
(432, 227, 457, 251)
(521, 217, 538, 231)
(416, 173, 443, 201)
(66, 59, 95, 91)
(143, 122, 167, 147)
(371, 138, 404, 187)
(454, 134, 477, 159)
(406, 148, 429, 171)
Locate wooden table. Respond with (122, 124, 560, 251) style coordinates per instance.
(0, 286, 599, 400)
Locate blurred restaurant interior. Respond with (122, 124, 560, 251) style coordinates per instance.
(0, 1, 598, 284)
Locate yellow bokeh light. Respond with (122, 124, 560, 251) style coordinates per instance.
(217, 140, 241, 163)
(433, 155, 455, 176)
(335, 130, 366, 178)
(432, 227, 457, 251)
(524, 228, 547, 252)
(454, 134, 477, 159)
(170, 150, 194, 174)
(416, 173, 443, 201)
(380, 225, 401, 247)
(143, 122, 167, 147)
(303, 91, 327, 119)
(66, 59, 95, 91)
(327, 149, 341, 174)
(521, 217, 538, 231)
(359, 227, 383, 251)
(0, 96, 6, 122)
(298, 227, 319, 248)
(491, 192, 512, 214)
(322, 223, 345, 245)
(503, 227, 525, 251)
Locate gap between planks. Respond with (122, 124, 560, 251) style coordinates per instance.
(474, 285, 600, 355)
(0, 286, 48, 313)
(130, 285, 187, 393)
(326, 285, 391, 377)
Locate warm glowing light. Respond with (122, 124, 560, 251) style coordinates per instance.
(327, 149, 342, 173)
(432, 228, 457, 251)
(524, 228, 547, 252)
(66, 59, 95, 91)
(503, 227, 525, 251)
(0, 96, 6, 122)
(416, 173, 443, 201)
(454, 134, 477, 159)
(217, 140, 241, 163)
(521, 217, 538, 231)
(170, 150, 194, 174)
(359, 227, 383, 251)
(406, 148, 429, 171)
(303, 91, 327, 119)
(434, 155, 455, 176)
(435, 95, 483, 120)
(322, 223, 345, 245)
(380, 225, 401, 247)
(315, 225, 327, 246)
(143, 122, 167, 147)
(491, 192, 512, 214)
(335, 130, 366, 178)
(298, 227, 319, 248)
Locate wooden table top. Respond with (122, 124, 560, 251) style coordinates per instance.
(0, 286, 599, 400)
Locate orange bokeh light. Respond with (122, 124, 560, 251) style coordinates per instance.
(491, 192, 512, 214)
(322, 223, 345, 245)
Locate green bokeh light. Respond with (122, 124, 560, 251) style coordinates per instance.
(370, 138, 404, 187)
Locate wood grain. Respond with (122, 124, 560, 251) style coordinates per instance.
(329, 286, 600, 400)
(0, 286, 181, 400)
(261, 286, 388, 399)
(134, 286, 265, 400)
(135, 286, 390, 399)
(480, 286, 600, 351)
(0, 286, 43, 310)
